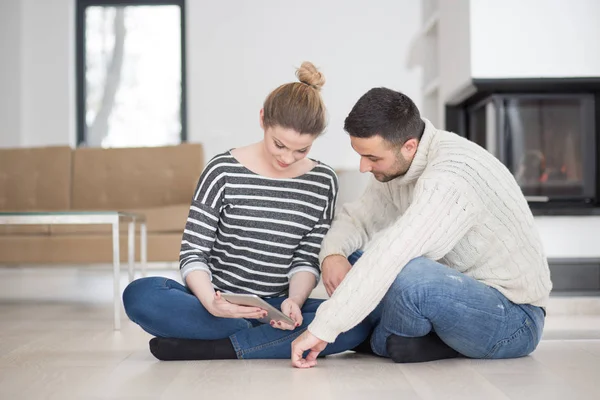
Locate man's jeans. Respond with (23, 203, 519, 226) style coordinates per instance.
(366, 255, 546, 359)
(123, 277, 372, 359)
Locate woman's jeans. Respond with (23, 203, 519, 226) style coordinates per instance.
(123, 277, 372, 359)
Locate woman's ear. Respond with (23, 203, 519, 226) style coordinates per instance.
(259, 108, 265, 130)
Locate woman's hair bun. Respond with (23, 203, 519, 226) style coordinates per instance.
(296, 61, 325, 90)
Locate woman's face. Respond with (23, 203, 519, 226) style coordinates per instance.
(260, 111, 317, 171)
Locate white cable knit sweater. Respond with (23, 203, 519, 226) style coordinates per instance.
(308, 119, 553, 343)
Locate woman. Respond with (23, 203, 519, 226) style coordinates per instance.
(123, 62, 372, 361)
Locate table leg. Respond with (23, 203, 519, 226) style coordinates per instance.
(141, 222, 147, 277)
(128, 221, 135, 282)
(113, 221, 121, 331)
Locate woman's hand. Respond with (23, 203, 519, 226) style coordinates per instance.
(271, 298, 303, 330)
(208, 291, 268, 319)
(272, 271, 315, 330)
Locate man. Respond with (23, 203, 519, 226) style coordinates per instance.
(291, 88, 552, 368)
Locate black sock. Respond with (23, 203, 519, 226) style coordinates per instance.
(149, 337, 237, 361)
(386, 332, 460, 363)
(352, 335, 376, 356)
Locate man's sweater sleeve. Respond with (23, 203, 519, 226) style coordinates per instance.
(308, 178, 480, 343)
(318, 178, 399, 263)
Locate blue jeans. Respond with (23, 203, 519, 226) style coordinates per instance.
(122, 277, 373, 359)
(366, 255, 546, 359)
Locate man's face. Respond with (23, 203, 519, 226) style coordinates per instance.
(350, 135, 418, 182)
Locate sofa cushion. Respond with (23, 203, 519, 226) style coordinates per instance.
(0, 225, 50, 235)
(49, 204, 189, 235)
(0, 232, 182, 264)
(71, 144, 203, 210)
(0, 146, 71, 211)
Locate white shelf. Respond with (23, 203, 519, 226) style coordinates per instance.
(420, 12, 439, 37)
(421, 33, 439, 86)
(419, 0, 443, 128)
(422, 0, 439, 24)
(423, 78, 440, 97)
(423, 94, 440, 127)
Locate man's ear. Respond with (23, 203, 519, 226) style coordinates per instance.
(259, 109, 265, 130)
(403, 138, 419, 157)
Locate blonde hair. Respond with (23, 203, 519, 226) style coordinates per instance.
(262, 61, 327, 136)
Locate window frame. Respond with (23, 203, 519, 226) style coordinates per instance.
(75, 0, 187, 146)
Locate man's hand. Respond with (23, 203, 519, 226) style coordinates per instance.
(208, 291, 268, 319)
(291, 330, 328, 368)
(322, 255, 352, 296)
(272, 298, 302, 330)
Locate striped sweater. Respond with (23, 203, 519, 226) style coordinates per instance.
(179, 151, 338, 297)
(309, 119, 553, 343)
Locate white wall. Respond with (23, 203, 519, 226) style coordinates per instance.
(0, 0, 75, 149)
(186, 0, 422, 169)
(470, 0, 600, 78)
(0, 0, 23, 148)
(535, 217, 600, 259)
(20, 0, 75, 148)
(0, 0, 422, 171)
(438, 0, 471, 102)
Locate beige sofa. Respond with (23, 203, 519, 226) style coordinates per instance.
(0, 144, 204, 264)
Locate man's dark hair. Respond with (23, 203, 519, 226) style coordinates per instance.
(344, 87, 425, 146)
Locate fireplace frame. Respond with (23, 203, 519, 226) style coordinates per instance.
(446, 78, 600, 215)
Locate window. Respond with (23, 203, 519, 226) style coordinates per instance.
(76, 0, 186, 147)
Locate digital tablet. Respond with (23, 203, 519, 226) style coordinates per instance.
(220, 293, 296, 326)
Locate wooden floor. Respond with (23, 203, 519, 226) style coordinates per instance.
(1, 266, 600, 400)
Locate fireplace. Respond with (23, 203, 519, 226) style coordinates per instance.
(446, 78, 600, 214)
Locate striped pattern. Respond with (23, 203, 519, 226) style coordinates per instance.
(180, 152, 338, 297)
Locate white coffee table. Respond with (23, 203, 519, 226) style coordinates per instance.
(0, 211, 147, 330)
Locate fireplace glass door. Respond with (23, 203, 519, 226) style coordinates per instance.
(467, 94, 596, 202)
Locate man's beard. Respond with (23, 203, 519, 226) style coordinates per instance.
(373, 152, 411, 182)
